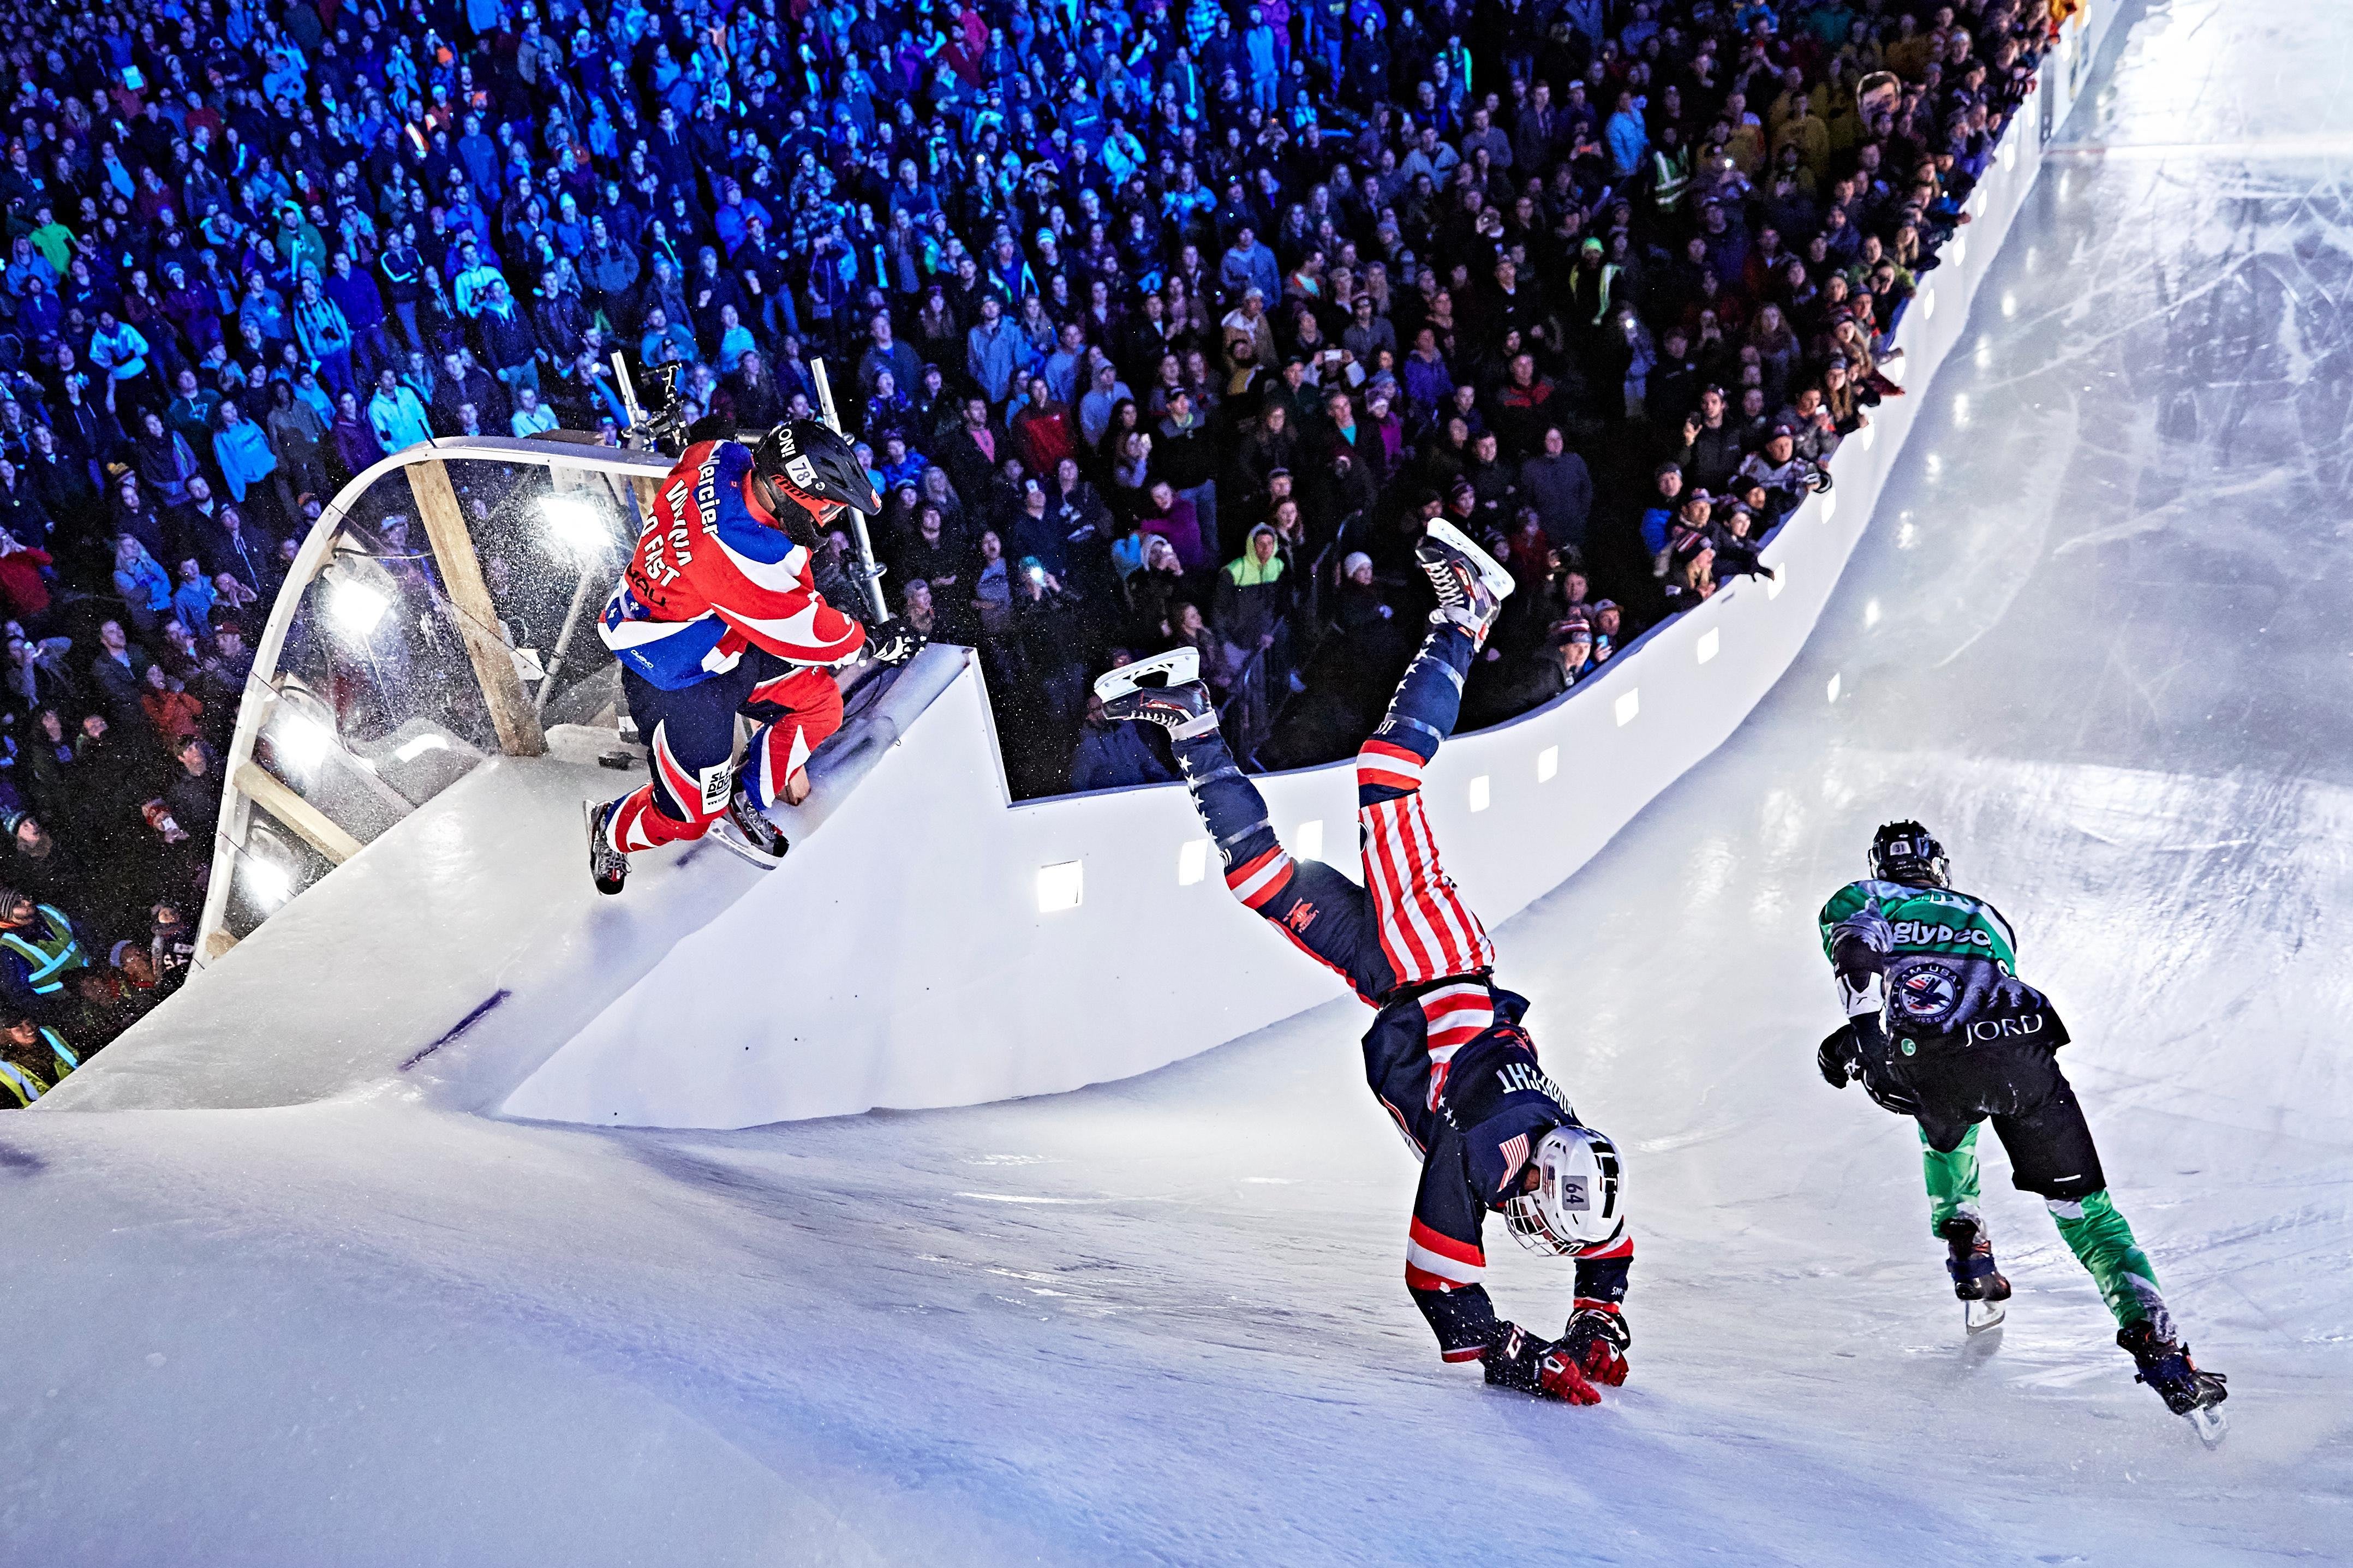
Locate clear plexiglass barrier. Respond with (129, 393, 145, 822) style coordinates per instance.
(195, 436, 672, 963)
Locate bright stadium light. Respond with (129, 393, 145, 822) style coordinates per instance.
(244, 857, 292, 910)
(543, 493, 612, 560)
(272, 710, 336, 775)
(330, 574, 390, 637)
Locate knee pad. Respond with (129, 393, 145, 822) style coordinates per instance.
(649, 721, 731, 824)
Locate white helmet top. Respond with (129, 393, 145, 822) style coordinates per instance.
(1501, 1123, 1627, 1257)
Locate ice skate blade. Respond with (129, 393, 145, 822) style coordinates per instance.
(2187, 1404, 2228, 1449)
(710, 819, 786, 870)
(1421, 518, 1517, 601)
(1964, 1297, 2006, 1334)
(1093, 646, 1200, 701)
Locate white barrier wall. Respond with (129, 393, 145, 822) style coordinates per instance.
(505, 25, 2113, 1130)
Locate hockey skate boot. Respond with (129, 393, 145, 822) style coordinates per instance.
(1417, 518, 1514, 648)
(1940, 1214, 2012, 1333)
(1096, 647, 1218, 738)
(2118, 1321, 2229, 1446)
(584, 800, 629, 896)
(713, 783, 790, 869)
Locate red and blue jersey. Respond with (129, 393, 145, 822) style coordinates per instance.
(1365, 988, 1635, 1360)
(599, 440, 866, 691)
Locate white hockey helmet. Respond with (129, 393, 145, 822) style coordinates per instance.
(1501, 1124, 1627, 1257)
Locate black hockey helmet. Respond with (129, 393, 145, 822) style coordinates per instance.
(1868, 821, 1949, 888)
(751, 419, 880, 522)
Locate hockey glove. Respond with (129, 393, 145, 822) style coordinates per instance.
(1561, 1301, 1631, 1387)
(1818, 1025, 1861, 1088)
(1482, 1323, 1601, 1406)
(865, 616, 925, 667)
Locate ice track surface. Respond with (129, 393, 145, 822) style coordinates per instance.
(7, 3, 2352, 1561)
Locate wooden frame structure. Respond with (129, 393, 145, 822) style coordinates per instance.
(195, 439, 672, 963)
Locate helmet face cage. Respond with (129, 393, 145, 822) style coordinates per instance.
(1869, 821, 1949, 888)
(1501, 1125, 1625, 1257)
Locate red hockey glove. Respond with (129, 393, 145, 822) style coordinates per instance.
(1483, 1323, 1602, 1407)
(1536, 1345, 1603, 1405)
(1561, 1302, 1631, 1387)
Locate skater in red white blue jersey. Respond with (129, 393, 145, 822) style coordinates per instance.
(1102, 521, 1634, 1406)
(585, 420, 921, 893)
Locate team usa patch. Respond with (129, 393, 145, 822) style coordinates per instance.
(1892, 961, 1959, 1021)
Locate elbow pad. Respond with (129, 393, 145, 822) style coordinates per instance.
(1835, 965, 1886, 1020)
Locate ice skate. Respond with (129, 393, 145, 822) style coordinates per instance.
(1417, 518, 1514, 646)
(712, 784, 790, 869)
(584, 800, 630, 896)
(1098, 668, 1219, 739)
(2118, 1322, 2229, 1447)
(1940, 1215, 2012, 1333)
(1092, 646, 1200, 701)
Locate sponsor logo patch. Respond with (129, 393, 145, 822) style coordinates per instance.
(1892, 919, 1995, 950)
(1967, 1013, 2049, 1043)
(1891, 960, 1959, 1021)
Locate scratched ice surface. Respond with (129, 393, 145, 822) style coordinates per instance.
(1, 3, 2346, 1562)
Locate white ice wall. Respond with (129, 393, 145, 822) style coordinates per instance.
(505, 15, 2113, 1130)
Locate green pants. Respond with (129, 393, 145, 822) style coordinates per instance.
(1919, 1126, 2169, 1332)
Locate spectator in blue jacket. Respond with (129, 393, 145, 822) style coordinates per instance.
(966, 294, 1023, 406)
(366, 368, 433, 455)
(1605, 89, 1651, 179)
(211, 401, 278, 505)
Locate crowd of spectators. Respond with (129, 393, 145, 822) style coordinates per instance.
(803, 0, 2050, 791)
(0, 0, 2056, 1091)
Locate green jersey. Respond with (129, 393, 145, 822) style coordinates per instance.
(1819, 880, 2053, 1044)
(1818, 881, 2019, 975)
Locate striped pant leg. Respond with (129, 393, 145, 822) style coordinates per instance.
(1353, 618, 1489, 986)
(1354, 779, 1494, 991)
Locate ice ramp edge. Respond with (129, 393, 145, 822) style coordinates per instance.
(37, 647, 967, 1115)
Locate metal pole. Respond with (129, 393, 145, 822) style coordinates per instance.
(536, 554, 603, 716)
(810, 357, 889, 622)
(611, 351, 650, 449)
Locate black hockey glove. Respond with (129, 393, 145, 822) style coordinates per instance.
(1560, 1301, 1631, 1387)
(1482, 1322, 1600, 1406)
(1859, 1072, 1926, 1118)
(865, 616, 925, 667)
(1818, 1025, 1861, 1088)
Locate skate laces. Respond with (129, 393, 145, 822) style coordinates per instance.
(1419, 549, 1472, 608)
(1109, 683, 1213, 735)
